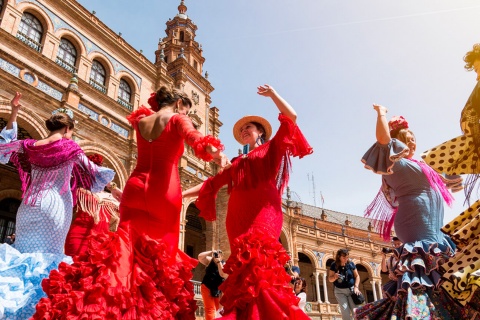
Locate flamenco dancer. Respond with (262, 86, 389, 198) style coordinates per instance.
(34, 86, 228, 319)
(64, 153, 122, 256)
(0, 104, 114, 319)
(422, 43, 480, 310)
(355, 105, 477, 319)
(183, 84, 313, 319)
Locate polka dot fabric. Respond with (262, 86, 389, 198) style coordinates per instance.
(441, 200, 480, 305)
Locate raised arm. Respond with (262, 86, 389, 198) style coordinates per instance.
(7, 92, 22, 130)
(182, 182, 204, 199)
(257, 85, 297, 124)
(374, 104, 390, 144)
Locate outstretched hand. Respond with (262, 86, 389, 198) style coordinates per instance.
(11, 92, 22, 111)
(373, 104, 388, 116)
(257, 84, 276, 98)
(207, 145, 231, 169)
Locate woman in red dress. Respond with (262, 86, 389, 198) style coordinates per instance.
(34, 87, 228, 319)
(183, 84, 313, 320)
(64, 153, 122, 256)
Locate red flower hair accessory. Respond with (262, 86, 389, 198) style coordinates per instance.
(388, 116, 409, 131)
(88, 153, 104, 166)
(147, 92, 159, 112)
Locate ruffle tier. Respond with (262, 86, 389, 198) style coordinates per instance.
(355, 240, 470, 320)
(441, 200, 480, 306)
(362, 139, 410, 175)
(33, 226, 197, 319)
(217, 228, 309, 320)
(0, 244, 72, 319)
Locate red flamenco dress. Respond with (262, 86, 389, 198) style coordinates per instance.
(33, 107, 223, 319)
(64, 188, 120, 256)
(196, 114, 313, 320)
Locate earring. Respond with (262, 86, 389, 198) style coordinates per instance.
(174, 108, 178, 113)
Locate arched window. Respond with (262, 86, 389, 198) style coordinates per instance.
(117, 79, 133, 110)
(0, 0, 4, 10)
(17, 12, 43, 52)
(56, 38, 77, 73)
(0, 198, 20, 243)
(89, 60, 107, 93)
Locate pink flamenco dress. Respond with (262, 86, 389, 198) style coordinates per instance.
(33, 107, 224, 319)
(196, 114, 313, 320)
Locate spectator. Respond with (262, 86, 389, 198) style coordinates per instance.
(328, 249, 360, 320)
(5, 233, 15, 245)
(294, 277, 307, 313)
(381, 236, 403, 299)
(198, 250, 228, 320)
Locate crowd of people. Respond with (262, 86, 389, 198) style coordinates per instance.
(0, 43, 479, 319)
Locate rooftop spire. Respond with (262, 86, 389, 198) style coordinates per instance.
(177, 0, 188, 18)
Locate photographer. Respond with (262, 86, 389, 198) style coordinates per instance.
(328, 249, 360, 320)
(381, 237, 403, 299)
(285, 254, 301, 288)
(198, 250, 228, 320)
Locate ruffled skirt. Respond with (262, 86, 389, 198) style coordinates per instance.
(33, 224, 197, 319)
(0, 244, 72, 320)
(441, 200, 480, 306)
(217, 228, 309, 320)
(355, 240, 478, 319)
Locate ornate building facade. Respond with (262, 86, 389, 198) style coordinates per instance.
(0, 0, 391, 318)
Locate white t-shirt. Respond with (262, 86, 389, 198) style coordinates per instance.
(297, 292, 307, 312)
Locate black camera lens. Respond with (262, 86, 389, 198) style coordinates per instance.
(213, 252, 219, 258)
(382, 247, 393, 254)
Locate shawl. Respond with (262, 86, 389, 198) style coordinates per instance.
(6, 138, 96, 205)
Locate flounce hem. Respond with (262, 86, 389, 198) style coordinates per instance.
(34, 229, 197, 319)
(277, 114, 313, 159)
(395, 240, 453, 292)
(361, 139, 410, 175)
(217, 228, 309, 320)
(0, 244, 71, 319)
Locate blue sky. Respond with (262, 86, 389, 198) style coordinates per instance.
(78, 0, 480, 223)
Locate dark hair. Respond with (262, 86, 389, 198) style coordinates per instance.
(392, 237, 400, 241)
(294, 277, 307, 294)
(155, 86, 192, 110)
(390, 128, 414, 146)
(464, 44, 480, 71)
(335, 248, 349, 267)
(45, 113, 75, 132)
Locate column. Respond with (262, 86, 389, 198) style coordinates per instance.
(370, 280, 377, 301)
(314, 271, 322, 303)
(321, 272, 330, 303)
(377, 280, 383, 299)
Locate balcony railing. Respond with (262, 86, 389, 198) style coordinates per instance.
(89, 79, 107, 94)
(117, 97, 133, 111)
(55, 57, 77, 73)
(16, 32, 42, 52)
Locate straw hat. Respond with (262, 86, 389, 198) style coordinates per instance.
(233, 115, 272, 144)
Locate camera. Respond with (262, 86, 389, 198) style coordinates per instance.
(382, 247, 393, 254)
(213, 251, 219, 258)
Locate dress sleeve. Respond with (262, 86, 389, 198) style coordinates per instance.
(271, 114, 313, 159)
(0, 122, 18, 143)
(0, 139, 21, 164)
(173, 114, 224, 161)
(126, 106, 155, 130)
(74, 154, 115, 193)
(195, 168, 232, 221)
(361, 139, 410, 175)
